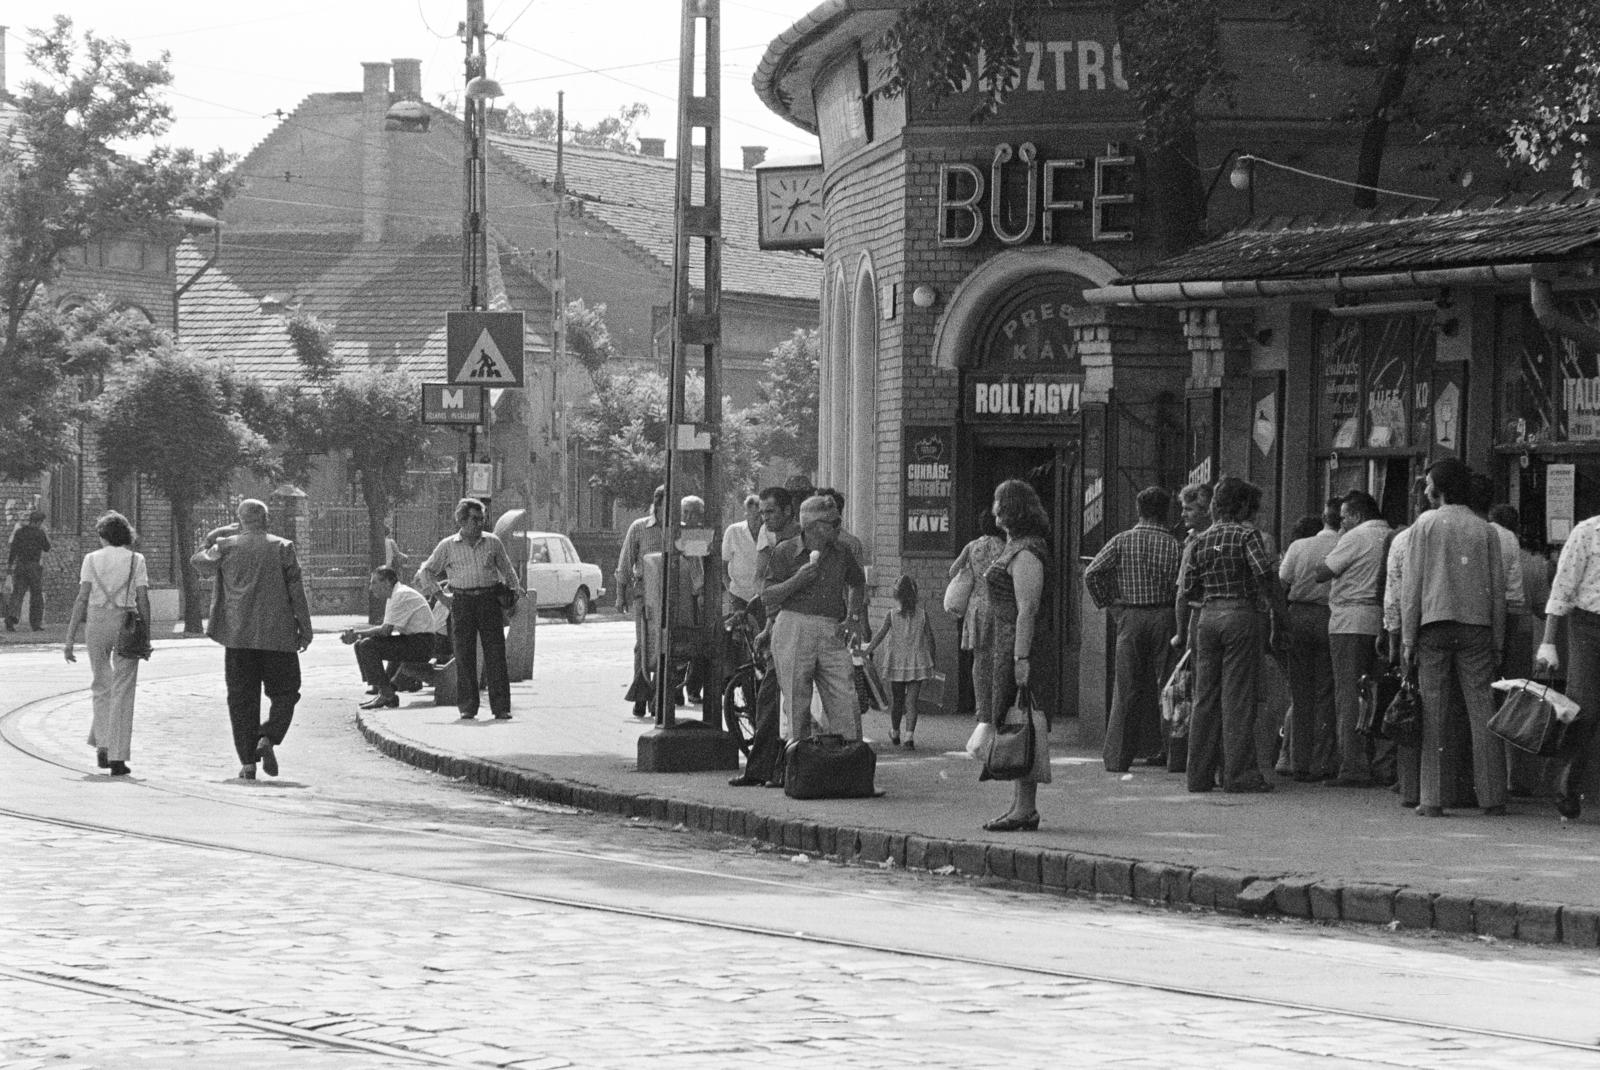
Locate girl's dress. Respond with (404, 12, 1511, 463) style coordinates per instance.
(878, 604, 934, 682)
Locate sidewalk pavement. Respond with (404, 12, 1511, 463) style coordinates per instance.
(350, 621, 1600, 950)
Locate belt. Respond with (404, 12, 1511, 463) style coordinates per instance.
(1203, 597, 1255, 607)
(453, 586, 497, 595)
(1287, 600, 1327, 606)
(1119, 602, 1169, 609)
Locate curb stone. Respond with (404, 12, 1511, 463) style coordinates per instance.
(356, 713, 1591, 947)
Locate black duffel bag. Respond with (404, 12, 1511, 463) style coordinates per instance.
(783, 733, 878, 799)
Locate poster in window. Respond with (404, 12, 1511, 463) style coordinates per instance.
(1319, 320, 1362, 449)
(1364, 316, 1410, 447)
(901, 425, 956, 556)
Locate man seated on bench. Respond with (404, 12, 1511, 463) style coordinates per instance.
(341, 566, 436, 709)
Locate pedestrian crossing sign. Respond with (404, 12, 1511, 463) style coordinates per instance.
(447, 311, 524, 387)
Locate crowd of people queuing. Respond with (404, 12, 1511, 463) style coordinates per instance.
(1086, 459, 1598, 822)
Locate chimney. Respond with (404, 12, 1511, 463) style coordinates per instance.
(392, 58, 422, 100)
(638, 137, 666, 158)
(741, 145, 767, 170)
(361, 61, 391, 243)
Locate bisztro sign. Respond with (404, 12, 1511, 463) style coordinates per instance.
(963, 373, 1085, 425)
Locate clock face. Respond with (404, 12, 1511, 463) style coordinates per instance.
(757, 166, 825, 249)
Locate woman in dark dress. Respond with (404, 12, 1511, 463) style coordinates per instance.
(973, 479, 1052, 831)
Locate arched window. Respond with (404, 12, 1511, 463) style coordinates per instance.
(848, 260, 878, 549)
(823, 269, 851, 486)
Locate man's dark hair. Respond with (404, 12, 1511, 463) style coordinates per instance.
(1427, 458, 1472, 505)
(1135, 486, 1170, 522)
(815, 486, 846, 513)
(28, 510, 46, 524)
(1323, 497, 1343, 529)
(1468, 472, 1496, 515)
(1292, 514, 1324, 541)
(371, 566, 399, 586)
(1210, 476, 1261, 522)
(454, 497, 486, 524)
(1341, 489, 1380, 522)
(95, 511, 134, 547)
(1489, 503, 1520, 531)
(759, 486, 793, 513)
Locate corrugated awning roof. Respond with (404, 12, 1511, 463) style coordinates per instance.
(1118, 189, 1600, 287)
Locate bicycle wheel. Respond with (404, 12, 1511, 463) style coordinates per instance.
(722, 664, 758, 757)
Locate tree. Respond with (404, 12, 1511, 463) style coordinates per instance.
(0, 17, 236, 476)
(500, 102, 650, 153)
(274, 312, 432, 614)
(94, 347, 272, 633)
(0, 298, 170, 480)
(742, 328, 820, 479)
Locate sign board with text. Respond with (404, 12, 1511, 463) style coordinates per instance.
(901, 425, 956, 556)
(447, 310, 524, 387)
(421, 383, 485, 425)
(962, 372, 1084, 425)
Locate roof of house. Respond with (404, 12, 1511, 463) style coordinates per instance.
(179, 232, 549, 385)
(1118, 189, 1600, 286)
(487, 134, 822, 303)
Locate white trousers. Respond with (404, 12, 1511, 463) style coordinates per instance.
(770, 611, 858, 741)
(84, 605, 140, 761)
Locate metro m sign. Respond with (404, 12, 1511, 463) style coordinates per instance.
(421, 383, 485, 425)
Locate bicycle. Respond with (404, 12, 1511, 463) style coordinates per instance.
(720, 607, 770, 758)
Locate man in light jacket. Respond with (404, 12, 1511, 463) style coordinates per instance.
(192, 499, 313, 780)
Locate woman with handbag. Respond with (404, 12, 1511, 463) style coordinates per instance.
(973, 479, 1052, 832)
(949, 509, 1003, 717)
(62, 511, 151, 777)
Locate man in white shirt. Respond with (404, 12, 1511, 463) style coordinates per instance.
(342, 566, 437, 709)
(1314, 490, 1392, 786)
(724, 493, 765, 621)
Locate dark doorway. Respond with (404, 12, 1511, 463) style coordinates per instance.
(964, 439, 1076, 721)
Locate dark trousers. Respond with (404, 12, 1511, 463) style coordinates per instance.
(7, 562, 44, 628)
(1417, 621, 1504, 810)
(1104, 605, 1174, 771)
(1285, 604, 1337, 776)
(1330, 631, 1382, 780)
(1188, 603, 1267, 791)
(1559, 608, 1600, 803)
(452, 590, 510, 716)
(224, 648, 300, 765)
(355, 633, 436, 694)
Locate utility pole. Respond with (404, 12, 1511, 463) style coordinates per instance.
(637, 0, 736, 773)
(461, 0, 491, 501)
(550, 91, 567, 531)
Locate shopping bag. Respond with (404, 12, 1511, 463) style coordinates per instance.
(1160, 649, 1193, 740)
(943, 567, 974, 616)
(981, 686, 1038, 782)
(1488, 679, 1579, 757)
(1357, 664, 1404, 739)
(852, 644, 890, 711)
(1381, 670, 1422, 747)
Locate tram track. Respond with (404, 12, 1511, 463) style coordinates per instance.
(6, 677, 1599, 1061)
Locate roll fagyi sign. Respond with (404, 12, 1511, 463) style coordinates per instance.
(963, 372, 1084, 424)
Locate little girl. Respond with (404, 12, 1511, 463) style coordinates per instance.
(868, 575, 938, 748)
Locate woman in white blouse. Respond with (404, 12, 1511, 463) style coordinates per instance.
(63, 511, 151, 776)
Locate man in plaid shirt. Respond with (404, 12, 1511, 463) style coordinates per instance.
(1084, 487, 1183, 771)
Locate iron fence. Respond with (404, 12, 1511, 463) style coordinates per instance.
(189, 500, 459, 580)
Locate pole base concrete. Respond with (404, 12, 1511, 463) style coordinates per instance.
(506, 604, 535, 683)
(636, 720, 740, 773)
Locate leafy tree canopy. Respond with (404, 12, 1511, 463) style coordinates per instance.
(741, 328, 819, 480)
(499, 102, 651, 154)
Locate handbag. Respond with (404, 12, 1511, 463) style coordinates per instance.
(1488, 679, 1577, 757)
(493, 582, 520, 613)
(981, 685, 1038, 782)
(1160, 649, 1194, 740)
(1381, 669, 1422, 747)
(1357, 664, 1404, 739)
(783, 733, 878, 799)
(112, 554, 152, 661)
(943, 566, 974, 616)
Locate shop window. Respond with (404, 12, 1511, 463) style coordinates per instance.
(1495, 293, 1600, 445)
(1315, 314, 1437, 452)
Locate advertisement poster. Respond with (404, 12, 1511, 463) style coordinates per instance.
(902, 426, 957, 556)
(1547, 463, 1576, 542)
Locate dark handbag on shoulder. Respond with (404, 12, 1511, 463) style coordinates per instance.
(1487, 679, 1576, 757)
(1357, 664, 1404, 739)
(113, 554, 152, 661)
(981, 685, 1038, 782)
(1381, 668, 1422, 747)
(493, 582, 520, 613)
(783, 733, 878, 799)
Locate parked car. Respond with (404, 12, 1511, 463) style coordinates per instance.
(525, 532, 606, 623)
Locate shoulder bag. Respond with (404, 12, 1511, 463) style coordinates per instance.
(981, 685, 1038, 782)
(113, 554, 152, 661)
(943, 566, 974, 617)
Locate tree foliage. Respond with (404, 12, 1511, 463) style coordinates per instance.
(0, 16, 236, 431)
(0, 299, 170, 480)
(500, 102, 650, 153)
(741, 328, 820, 480)
(94, 346, 272, 632)
(564, 298, 617, 384)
